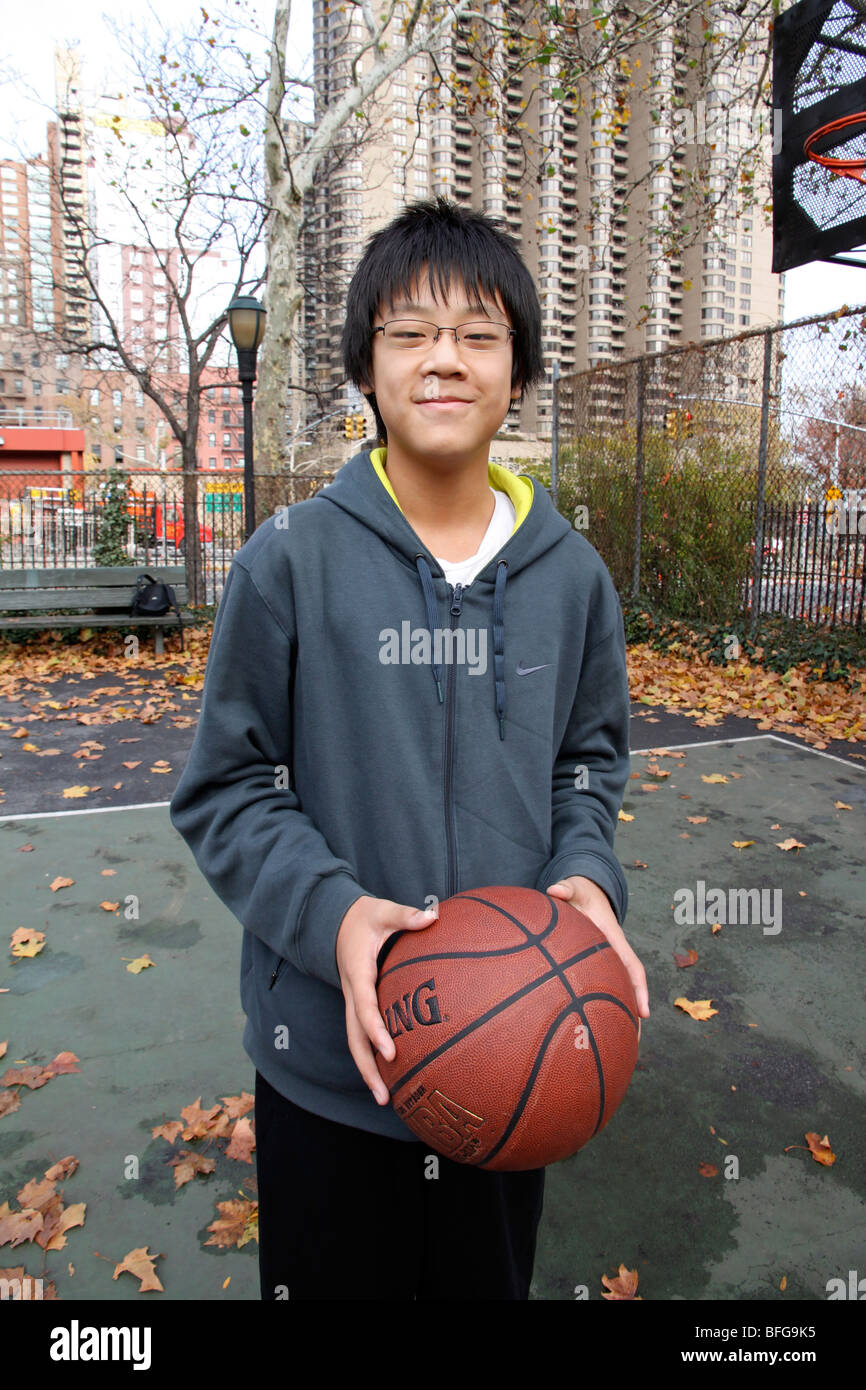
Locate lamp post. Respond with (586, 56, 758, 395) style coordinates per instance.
(227, 295, 266, 541)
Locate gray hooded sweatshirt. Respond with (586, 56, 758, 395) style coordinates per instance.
(169, 446, 630, 1140)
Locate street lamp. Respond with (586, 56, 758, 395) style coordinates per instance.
(227, 295, 266, 540)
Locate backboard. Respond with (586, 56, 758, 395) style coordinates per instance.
(773, 0, 866, 271)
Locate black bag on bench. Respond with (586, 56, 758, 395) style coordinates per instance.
(130, 573, 185, 651)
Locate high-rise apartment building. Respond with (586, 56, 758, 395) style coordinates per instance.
(302, 0, 784, 440)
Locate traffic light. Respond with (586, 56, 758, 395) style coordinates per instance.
(344, 415, 354, 440)
(681, 409, 693, 438)
(354, 412, 365, 438)
(665, 410, 678, 438)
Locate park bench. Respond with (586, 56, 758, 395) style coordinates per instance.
(0, 565, 196, 655)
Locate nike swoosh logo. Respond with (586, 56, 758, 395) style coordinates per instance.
(516, 662, 552, 676)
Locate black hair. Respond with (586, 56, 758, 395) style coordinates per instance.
(340, 195, 545, 445)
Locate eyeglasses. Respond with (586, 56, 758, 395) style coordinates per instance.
(372, 319, 515, 351)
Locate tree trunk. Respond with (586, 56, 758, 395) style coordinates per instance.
(181, 439, 203, 606)
(255, 198, 304, 475)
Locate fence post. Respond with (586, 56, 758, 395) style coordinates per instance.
(749, 330, 773, 640)
(632, 356, 645, 600)
(551, 360, 560, 509)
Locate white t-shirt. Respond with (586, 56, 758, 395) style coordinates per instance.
(432, 486, 516, 588)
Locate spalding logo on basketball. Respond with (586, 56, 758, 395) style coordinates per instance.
(375, 885, 639, 1172)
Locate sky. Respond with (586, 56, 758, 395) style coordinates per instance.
(1, 0, 865, 324)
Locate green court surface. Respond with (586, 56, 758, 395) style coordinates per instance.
(0, 734, 864, 1301)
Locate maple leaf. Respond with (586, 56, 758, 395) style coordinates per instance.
(225, 1116, 256, 1164)
(701, 774, 728, 784)
(1, 1063, 50, 1090)
(220, 1091, 255, 1120)
(0, 1090, 21, 1117)
(601, 1262, 641, 1299)
(205, 1198, 259, 1249)
(113, 1246, 164, 1292)
(49, 876, 75, 892)
(152, 1119, 184, 1143)
(776, 837, 806, 852)
(169, 1149, 216, 1189)
(10, 928, 45, 958)
(674, 997, 718, 1020)
(673, 948, 698, 968)
(61, 786, 91, 799)
(0, 1203, 44, 1247)
(124, 954, 155, 974)
(731, 840, 754, 850)
(44, 1051, 81, 1077)
(698, 1162, 718, 1177)
(784, 1132, 836, 1166)
(39, 1201, 86, 1252)
(687, 815, 708, 824)
(618, 810, 634, 822)
(180, 1097, 224, 1141)
(44, 1156, 78, 1182)
(100, 901, 120, 912)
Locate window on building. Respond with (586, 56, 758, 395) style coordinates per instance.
(112, 389, 122, 409)
(54, 377, 65, 393)
(135, 417, 145, 431)
(209, 457, 216, 468)
(136, 444, 146, 460)
(135, 388, 144, 407)
(31, 352, 40, 367)
(207, 387, 215, 399)
(114, 417, 122, 434)
(222, 432, 231, 447)
(90, 387, 99, 405)
(222, 456, 232, 469)
(208, 432, 216, 446)
(208, 410, 215, 423)
(222, 386, 230, 401)
(222, 410, 232, 425)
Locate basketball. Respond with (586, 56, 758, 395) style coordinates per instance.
(375, 885, 639, 1172)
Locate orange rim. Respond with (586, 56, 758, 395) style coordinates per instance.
(804, 111, 866, 183)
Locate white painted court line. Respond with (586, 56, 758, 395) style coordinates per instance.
(0, 800, 171, 823)
(1, 734, 863, 824)
(631, 731, 866, 773)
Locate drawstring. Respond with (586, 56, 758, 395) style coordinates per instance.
(414, 555, 508, 740)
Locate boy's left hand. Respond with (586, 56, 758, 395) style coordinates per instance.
(546, 876, 649, 1041)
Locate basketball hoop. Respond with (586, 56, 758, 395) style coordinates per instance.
(804, 111, 866, 184)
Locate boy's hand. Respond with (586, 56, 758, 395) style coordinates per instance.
(336, 895, 438, 1106)
(546, 876, 649, 1041)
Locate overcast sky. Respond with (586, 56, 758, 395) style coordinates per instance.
(1, 0, 864, 323)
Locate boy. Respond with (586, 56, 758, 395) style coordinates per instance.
(169, 196, 649, 1301)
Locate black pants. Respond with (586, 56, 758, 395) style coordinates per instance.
(254, 1069, 546, 1300)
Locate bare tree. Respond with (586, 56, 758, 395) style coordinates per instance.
(42, 15, 268, 603)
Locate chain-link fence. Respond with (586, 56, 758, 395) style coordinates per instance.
(553, 304, 866, 632)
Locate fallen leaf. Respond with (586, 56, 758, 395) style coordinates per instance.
(225, 1116, 255, 1164)
(61, 786, 91, 799)
(674, 997, 718, 1020)
(776, 837, 806, 852)
(49, 876, 74, 892)
(100, 901, 119, 912)
(169, 1149, 216, 1189)
(601, 1263, 641, 1300)
(698, 1162, 718, 1177)
(10, 927, 45, 959)
(205, 1198, 258, 1249)
(732, 840, 755, 850)
(618, 810, 634, 822)
(687, 815, 708, 824)
(673, 948, 698, 968)
(701, 774, 728, 784)
(834, 801, 852, 810)
(113, 1246, 164, 1292)
(783, 1132, 836, 1166)
(124, 954, 155, 974)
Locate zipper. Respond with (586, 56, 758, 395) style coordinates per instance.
(444, 582, 464, 899)
(268, 956, 285, 990)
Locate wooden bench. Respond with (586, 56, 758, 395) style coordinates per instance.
(0, 566, 197, 655)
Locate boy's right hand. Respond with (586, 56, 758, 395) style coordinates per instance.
(336, 895, 438, 1106)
